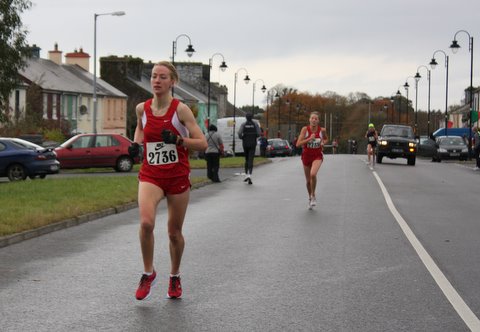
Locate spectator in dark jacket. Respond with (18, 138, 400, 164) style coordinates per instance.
(238, 113, 261, 184)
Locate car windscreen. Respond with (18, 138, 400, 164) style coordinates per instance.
(271, 140, 288, 147)
(381, 127, 414, 138)
(439, 137, 465, 145)
(10, 139, 43, 150)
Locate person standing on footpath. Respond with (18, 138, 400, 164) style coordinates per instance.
(259, 133, 268, 157)
(473, 127, 480, 171)
(205, 124, 224, 182)
(128, 61, 207, 301)
(296, 112, 328, 210)
(238, 113, 261, 184)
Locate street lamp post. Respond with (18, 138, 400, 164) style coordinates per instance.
(430, 50, 450, 136)
(266, 90, 271, 138)
(450, 30, 474, 158)
(285, 99, 294, 142)
(207, 53, 228, 130)
(252, 79, 266, 117)
(414, 65, 431, 136)
(396, 89, 402, 123)
(389, 95, 395, 123)
(93, 11, 125, 134)
(232, 68, 250, 155)
(171, 34, 195, 96)
(403, 76, 415, 126)
(274, 90, 282, 138)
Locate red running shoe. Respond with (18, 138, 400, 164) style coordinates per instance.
(135, 270, 157, 300)
(167, 276, 182, 299)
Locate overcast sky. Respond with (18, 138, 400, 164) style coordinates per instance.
(21, 0, 480, 113)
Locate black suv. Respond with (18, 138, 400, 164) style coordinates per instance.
(376, 124, 417, 166)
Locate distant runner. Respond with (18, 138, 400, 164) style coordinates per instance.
(365, 123, 378, 169)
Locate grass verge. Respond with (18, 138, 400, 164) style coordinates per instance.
(0, 176, 206, 237)
(1, 157, 270, 237)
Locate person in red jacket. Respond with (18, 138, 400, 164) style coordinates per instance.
(296, 112, 328, 210)
(129, 61, 207, 300)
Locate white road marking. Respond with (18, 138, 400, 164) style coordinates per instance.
(372, 171, 480, 331)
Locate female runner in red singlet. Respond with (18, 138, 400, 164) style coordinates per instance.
(296, 112, 328, 210)
(131, 61, 207, 300)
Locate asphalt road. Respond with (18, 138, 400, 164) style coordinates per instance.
(1, 155, 480, 331)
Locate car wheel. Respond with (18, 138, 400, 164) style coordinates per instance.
(377, 154, 383, 164)
(7, 164, 27, 181)
(407, 156, 416, 166)
(39, 174, 47, 179)
(116, 156, 133, 172)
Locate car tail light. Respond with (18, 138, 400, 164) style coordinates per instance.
(35, 154, 47, 160)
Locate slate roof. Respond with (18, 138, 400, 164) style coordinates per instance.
(127, 72, 208, 104)
(19, 57, 127, 98)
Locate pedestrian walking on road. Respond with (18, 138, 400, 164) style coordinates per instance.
(473, 127, 480, 170)
(205, 124, 224, 182)
(238, 113, 261, 184)
(296, 111, 328, 209)
(128, 61, 207, 301)
(365, 123, 378, 168)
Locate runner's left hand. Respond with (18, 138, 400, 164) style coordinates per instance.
(162, 129, 178, 144)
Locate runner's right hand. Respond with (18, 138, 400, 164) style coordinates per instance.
(128, 142, 140, 158)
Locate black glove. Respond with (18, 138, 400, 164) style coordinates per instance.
(128, 142, 140, 158)
(162, 129, 178, 144)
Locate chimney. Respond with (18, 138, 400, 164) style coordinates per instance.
(30, 44, 41, 58)
(48, 43, 62, 64)
(65, 47, 90, 71)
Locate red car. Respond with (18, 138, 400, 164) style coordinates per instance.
(55, 133, 139, 172)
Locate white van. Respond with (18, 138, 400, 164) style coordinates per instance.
(216, 117, 261, 156)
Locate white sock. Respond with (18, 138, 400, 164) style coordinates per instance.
(144, 271, 153, 276)
(170, 273, 180, 278)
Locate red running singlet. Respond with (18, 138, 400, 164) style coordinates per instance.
(139, 98, 190, 179)
(301, 126, 324, 166)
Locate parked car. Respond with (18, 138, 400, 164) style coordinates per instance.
(0, 138, 60, 181)
(55, 133, 140, 172)
(432, 135, 469, 162)
(416, 136, 436, 158)
(266, 139, 293, 157)
(376, 124, 417, 166)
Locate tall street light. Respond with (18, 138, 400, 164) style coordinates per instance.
(415, 65, 431, 136)
(430, 50, 450, 136)
(285, 98, 294, 142)
(274, 90, 282, 138)
(450, 30, 474, 158)
(207, 53, 228, 129)
(171, 34, 195, 96)
(232, 68, 250, 155)
(252, 79, 266, 117)
(395, 89, 402, 123)
(265, 90, 274, 138)
(403, 76, 415, 126)
(93, 11, 125, 134)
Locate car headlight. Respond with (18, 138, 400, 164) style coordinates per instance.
(438, 148, 448, 153)
(409, 142, 416, 147)
(379, 140, 388, 146)
(462, 148, 468, 153)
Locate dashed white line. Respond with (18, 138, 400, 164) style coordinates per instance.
(372, 170, 480, 331)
